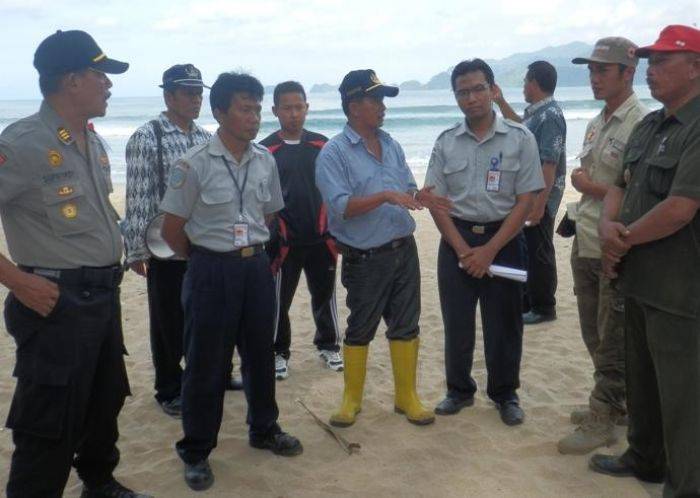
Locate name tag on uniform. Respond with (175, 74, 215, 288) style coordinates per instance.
(486, 170, 501, 192)
(234, 222, 250, 248)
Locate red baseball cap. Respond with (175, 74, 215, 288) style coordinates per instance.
(636, 25, 700, 57)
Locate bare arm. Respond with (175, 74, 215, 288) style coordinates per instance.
(598, 185, 630, 277)
(527, 162, 556, 224)
(492, 84, 523, 123)
(571, 167, 611, 200)
(0, 253, 59, 317)
(161, 213, 190, 258)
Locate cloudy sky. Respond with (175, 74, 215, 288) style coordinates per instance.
(1, 0, 696, 99)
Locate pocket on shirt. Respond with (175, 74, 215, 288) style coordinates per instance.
(488, 160, 520, 195)
(645, 155, 678, 198)
(41, 183, 96, 236)
(443, 160, 469, 195)
(201, 187, 235, 205)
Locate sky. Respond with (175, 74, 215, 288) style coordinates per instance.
(0, 0, 697, 99)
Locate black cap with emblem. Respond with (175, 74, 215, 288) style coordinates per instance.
(33, 30, 129, 76)
(159, 64, 210, 90)
(339, 69, 399, 102)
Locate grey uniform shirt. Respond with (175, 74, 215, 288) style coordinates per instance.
(0, 101, 122, 268)
(160, 132, 284, 251)
(425, 114, 544, 222)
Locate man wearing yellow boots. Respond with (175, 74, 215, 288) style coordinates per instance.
(315, 69, 451, 427)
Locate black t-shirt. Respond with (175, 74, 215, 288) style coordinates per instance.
(260, 129, 328, 245)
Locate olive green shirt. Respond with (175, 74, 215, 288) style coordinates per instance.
(616, 94, 700, 317)
(574, 93, 648, 258)
(0, 101, 122, 268)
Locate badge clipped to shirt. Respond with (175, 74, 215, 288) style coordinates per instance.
(486, 153, 502, 193)
(233, 222, 250, 248)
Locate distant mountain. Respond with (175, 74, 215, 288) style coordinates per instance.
(404, 41, 648, 89)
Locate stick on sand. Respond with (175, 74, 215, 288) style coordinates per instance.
(296, 399, 361, 455)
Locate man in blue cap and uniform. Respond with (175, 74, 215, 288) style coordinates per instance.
(0, 30, 151, 498)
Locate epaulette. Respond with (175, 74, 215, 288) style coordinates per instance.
(435, 121, 462, 141)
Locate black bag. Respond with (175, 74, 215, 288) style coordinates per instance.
(556, 212, 576, 238)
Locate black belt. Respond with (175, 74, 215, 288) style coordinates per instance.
(191, 244, 264, 259)
(336, 236, 412, 259)
(20, 265, 123, 288)
(452, 218, 504, 235)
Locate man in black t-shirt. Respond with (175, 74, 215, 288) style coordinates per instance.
(260, 81, 342, 380)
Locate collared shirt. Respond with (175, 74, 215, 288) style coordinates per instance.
(123, 112, 211, 263)
(615, 94, 700, 317)
(160, 132, 284, 251)
(425, 114, 544, 222)
(315, 124, 417, 250)
(0, 101, 122, 268)
(573, 93, 648, 258)
(522, 96, 567, 216)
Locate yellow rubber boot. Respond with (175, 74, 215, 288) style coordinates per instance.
(390, 338, 435, 425)
(329, 344, 368, 427)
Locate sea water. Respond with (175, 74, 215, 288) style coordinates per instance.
(0, 86, 657, 184)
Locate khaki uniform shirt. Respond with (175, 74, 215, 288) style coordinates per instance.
(616, 95, 700, 317)
(0, 101, 122, 268)
(160, 132, 284, 251)
(574, 93, 649, 258)
(425, 115, 544, 222)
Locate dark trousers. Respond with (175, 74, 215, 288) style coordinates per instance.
(438, 220, 525, 403)
(5, 268, 129, 498)
(523, 208, 557, 316)
(273, 242, 339, 358)
(146, 258, 186, 402)
(340, 237, 420, 345)
(176, 249, 280, 465)
(622, 296, 700, 497)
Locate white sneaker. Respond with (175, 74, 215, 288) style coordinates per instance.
(319, 350, 344, 371)
(275, 354, 289, 380)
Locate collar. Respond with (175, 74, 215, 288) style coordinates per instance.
(674, 94, 700, 125)
(159, 111, 202, 134)
(603, 93, 641, 123)
(343, 123, 390, 145)
(39, 100, 92, 147)
(523, 96, 555, 118)
(456, 112, 508, 139)
(208, 132, 261, 164)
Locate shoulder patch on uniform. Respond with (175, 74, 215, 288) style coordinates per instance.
(169, 162, 189, 189)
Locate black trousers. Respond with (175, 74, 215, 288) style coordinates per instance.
(146, 258, 186, 402)
(176, 249, 280, 465)
(438, 220, 525, 403)
(340, 236, 420, 346)
(523, 208, 557, 316)
(5, 267, 129, 498)
(273, 242, 339, 358)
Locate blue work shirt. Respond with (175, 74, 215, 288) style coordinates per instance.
(522, 96, 567, 216)
(315, 124, 417, 249)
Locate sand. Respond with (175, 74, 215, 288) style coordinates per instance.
(0, 185, 662, 498)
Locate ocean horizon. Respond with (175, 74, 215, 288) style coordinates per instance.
(0, 85, 657, 184)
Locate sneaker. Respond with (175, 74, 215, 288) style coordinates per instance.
(80, 478, 153, 497)
(319, 349, 344, 371)
(159, 396, 182, 418)
(275, 354, 289, 380)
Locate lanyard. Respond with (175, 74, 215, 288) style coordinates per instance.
(221, 156, 249, 217)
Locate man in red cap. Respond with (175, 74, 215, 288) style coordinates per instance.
(592, 25, 700, 496)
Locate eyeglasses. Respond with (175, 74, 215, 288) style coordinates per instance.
(454, 84, 490, 99)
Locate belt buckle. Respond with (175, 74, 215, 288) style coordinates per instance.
(471, 225, 485, 235)
(34, 268, 61, 279)
(240, 246, 255, 258)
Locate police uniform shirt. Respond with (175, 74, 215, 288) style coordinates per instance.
(0, 101, 122, 268)
(615, 94, 700, 318)
(574, 93, 648, 258)
(160, 132, 284, 251)
(425, 114, 544, 222)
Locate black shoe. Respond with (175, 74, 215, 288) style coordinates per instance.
(589, 454, 664, 483)
(226, 375, 244, 391)
(250, 431, 303, 456)
(80, 478, 153, 498)
(522, 310, 556, 325)
(496, 400, 524, 426)
(184, 459, 214, 491)
(434, 396, 474, 415)
(159, 396, 182, 418)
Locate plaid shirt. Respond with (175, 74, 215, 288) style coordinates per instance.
(123, 112, 210, 263)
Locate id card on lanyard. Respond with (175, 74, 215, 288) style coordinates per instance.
(486, 152, 502, 193)
(222, 157, 250, 247)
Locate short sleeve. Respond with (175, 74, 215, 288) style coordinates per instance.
(669, 127, 700, 200)
(264, 159, 285, 214)
(514, 131, 545, 194)
(159, 160, 200, 219)
(424, 139, 448, 196)
(315, 143, 352, 219)
(537, 114, 566, 165)
(0, 138, 27, 205)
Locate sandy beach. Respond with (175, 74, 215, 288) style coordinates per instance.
(0, 184, 662, 498)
